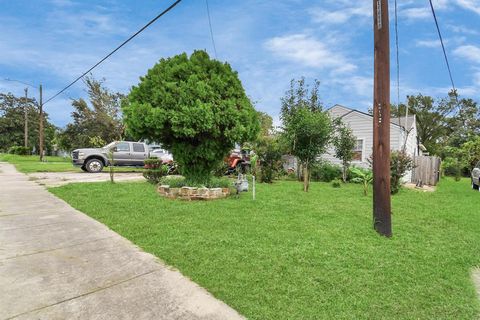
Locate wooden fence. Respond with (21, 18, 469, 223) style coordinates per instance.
(411, 156, 441, 186)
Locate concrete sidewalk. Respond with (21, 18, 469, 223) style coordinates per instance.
(0, 163, 243, 320)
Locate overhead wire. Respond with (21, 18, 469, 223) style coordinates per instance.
(205, 0, 218, 59)
(428, 0, 458, 103)
(43, 0, 183, 105)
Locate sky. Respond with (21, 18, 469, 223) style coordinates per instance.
(0, 0, 479, 127)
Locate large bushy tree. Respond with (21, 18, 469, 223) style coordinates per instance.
(57, 76, 125, 151)
(281, 78, 333, 192)
(122, 50, 259, 184)
(0, 92, 56, 154)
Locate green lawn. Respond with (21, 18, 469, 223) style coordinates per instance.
(0, 154, 145, 173)
(0, 154, 80, 173)
(50, 178, 480, 319)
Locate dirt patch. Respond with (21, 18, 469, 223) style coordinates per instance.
(28, 172, 145, 187)
(403, 183, 436, 192)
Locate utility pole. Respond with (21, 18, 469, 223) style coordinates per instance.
(24, 88, 29, 148)
(39, 84, 44, 162)
(373, 0, 392, 237)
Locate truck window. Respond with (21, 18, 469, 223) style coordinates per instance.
(133, 143, 145, 153)
(116, 142, 130, 152)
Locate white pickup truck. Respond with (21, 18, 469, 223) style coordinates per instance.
(71, 141, 172, 173)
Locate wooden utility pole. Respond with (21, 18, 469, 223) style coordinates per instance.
(39, 84, 44, 162)
(24, 88, 28, 148)
(373, 0, 392, 237)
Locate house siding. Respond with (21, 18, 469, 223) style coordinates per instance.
(324, 105, 418, 182)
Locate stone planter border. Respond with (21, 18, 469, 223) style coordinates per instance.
(157, 185, 230, 200)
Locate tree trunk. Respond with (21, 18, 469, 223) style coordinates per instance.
(303, 165, 309, 192)
(342, 165, 347, 183)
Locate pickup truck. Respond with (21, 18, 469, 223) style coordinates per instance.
(72, 141, 168, 173)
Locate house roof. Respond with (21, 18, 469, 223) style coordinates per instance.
(327, 104, 415, 130)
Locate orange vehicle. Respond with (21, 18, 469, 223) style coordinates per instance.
(226, 148, 251, 174)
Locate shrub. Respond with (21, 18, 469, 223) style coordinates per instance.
(256, 136, 283, 183)
(331, 179, 341, 188)
(8, 146, 30, 155)
(390, 150, 415, 194)
(143, 158, 168, 184)
(158, 175, 231, 189)
(442, 157, 463, 181)
(159, 176, 186, 188)
(310, 161, 342, 182)
(205, 177, 232, 188)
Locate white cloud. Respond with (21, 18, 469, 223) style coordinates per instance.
(264, 34, 357, 73)
(309, 2, 371, 25)
(455, 0, 480, 14)
(447, 24, 480, 35)
(402, 7, 431, 20)
(453, 45, 480, 63)
(415, 39, 443, 48)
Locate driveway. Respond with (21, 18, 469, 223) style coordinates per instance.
(28, 171, 145, 187)
(0, 162, 243, 320)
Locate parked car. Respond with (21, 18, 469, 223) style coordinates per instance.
(72, 141, 168, 173)
(472, 161, 480, 191)
(150, 148, 173, 163)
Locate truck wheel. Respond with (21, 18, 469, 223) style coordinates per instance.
(80, 166, 88, 172)
(85, 159, 104, 173)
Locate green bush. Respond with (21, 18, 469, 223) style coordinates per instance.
(8, 146, 30, 155)
(159, 175, 232, 189)
(256, 137, 283, 183)
(205, 177, 232, 188)
(143, 158, 168, 184)
(331, 179, 341, 188)
(310, 161, 342, 182)
(159, 176, 186, 188)
(390, 151, 415, 194)
(443, 157, 463, 181)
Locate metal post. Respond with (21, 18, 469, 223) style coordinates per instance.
(39, 84, 44, 162)
(252, 175, 256, 200)
(24, 88, 28, 148)
(373, 0, 392, 237)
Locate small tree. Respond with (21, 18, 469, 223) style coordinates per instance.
(122, 51, 259, 185)
(332, 120, 356, 183)
(256, 136, 283, 183)
(390, 150, 415, 194)
(281, 78, 332, 192)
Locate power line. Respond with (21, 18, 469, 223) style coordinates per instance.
(428, 0, 457, 99)
(44, 0, 183, 105)
(205, 0, 218, 59)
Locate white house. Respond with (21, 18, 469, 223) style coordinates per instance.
(323, 104, 422, 182)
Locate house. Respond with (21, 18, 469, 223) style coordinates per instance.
(322, 104, 422, 182)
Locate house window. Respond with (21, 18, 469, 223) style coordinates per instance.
(353, 139, 363, 161)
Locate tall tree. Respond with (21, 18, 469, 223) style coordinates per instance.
(57, 76, 125, 151)
(281, 78, 333, 192)
(123, 50, 259, 184)
(397, 93, 455, 155)
(0, 92, 56, 153)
